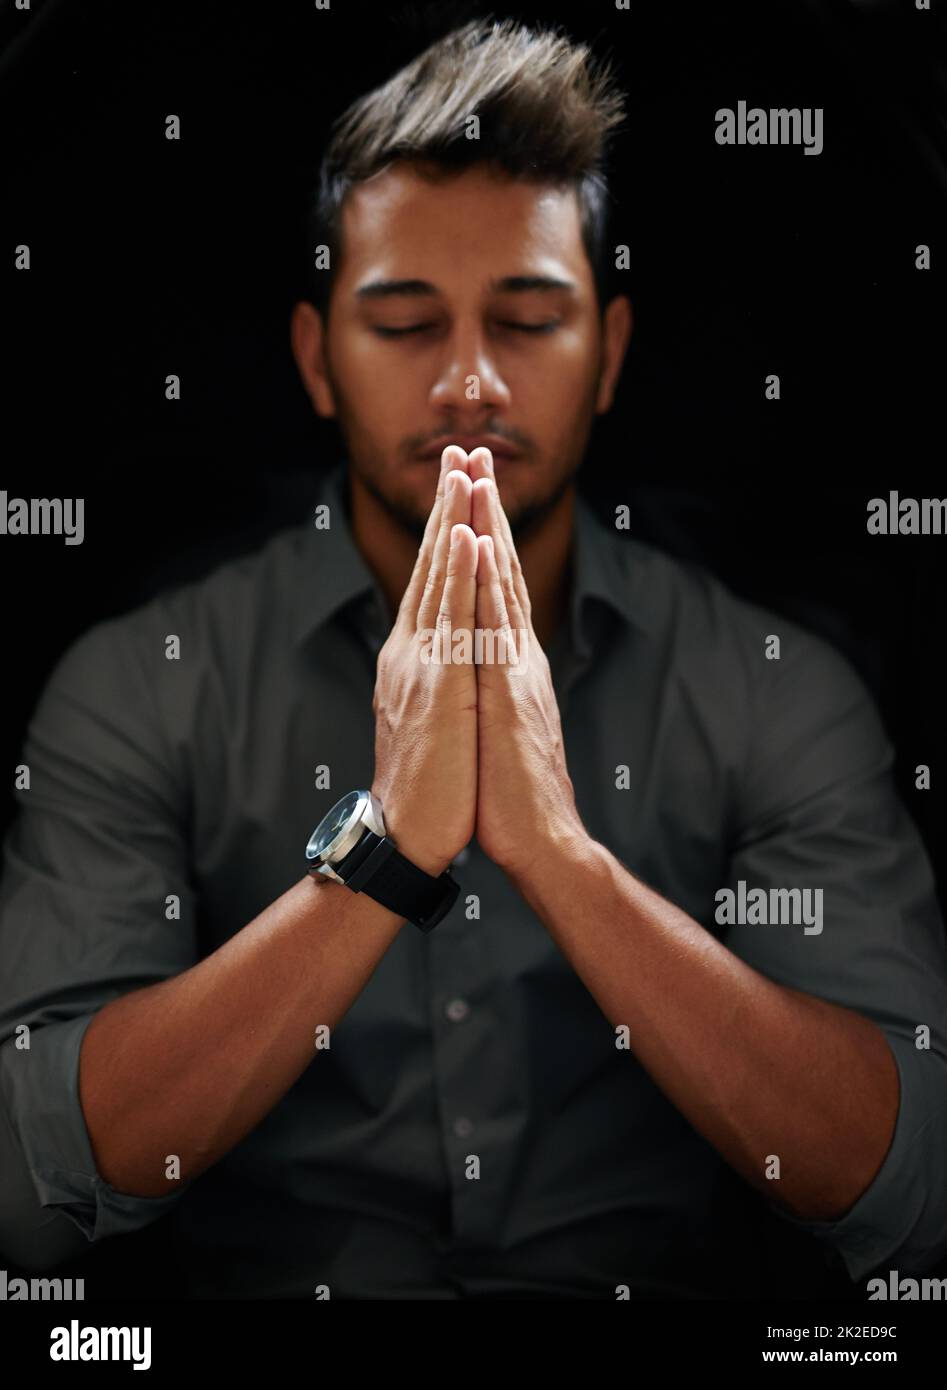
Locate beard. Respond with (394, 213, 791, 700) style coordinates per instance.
(354, 458, 579, 546)
(325, 347, 590, 544)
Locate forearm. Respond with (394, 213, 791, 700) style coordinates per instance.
(509, 832, 899, 1221)
(79, 875, 404, 1197)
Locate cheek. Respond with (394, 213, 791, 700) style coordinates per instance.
(330, 334, 421, 431)
(510, 331, 599, 423)
(332, 328, 394, 389)
(555, 323, 602, 387)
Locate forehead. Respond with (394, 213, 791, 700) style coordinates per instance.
(337, 160, 588, 288)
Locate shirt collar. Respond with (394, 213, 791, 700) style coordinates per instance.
(291, 463, 385, 650)
(292, 461, 647, 653)
(569, 489, 647, 656)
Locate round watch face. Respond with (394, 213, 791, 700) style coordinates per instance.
(307, 790, 362, 862)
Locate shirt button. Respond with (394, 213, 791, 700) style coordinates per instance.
(453, 1117, 474, 1138)
(445, 998, 469, 1023)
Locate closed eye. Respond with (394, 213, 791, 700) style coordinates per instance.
(372, 320, 561, 338)
(499, 321, 561, 333)
(372, 323, 435, 337)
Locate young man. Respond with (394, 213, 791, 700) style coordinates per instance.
(1, 18, 946, 1299)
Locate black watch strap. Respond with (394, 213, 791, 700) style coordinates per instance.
(334, 829, 459, 932)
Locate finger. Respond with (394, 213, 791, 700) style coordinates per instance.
(467, 461, 529, 614)
(475, 534, 513, 652)
(466, 446, 494, 485)
(417, 467, 473, 633)
(434, 523, 478, 662)
(397, 446, 469, 629)
(471, 476, 526, 633)
(475, 464, 528, 622)
(398, 445, 468, 627)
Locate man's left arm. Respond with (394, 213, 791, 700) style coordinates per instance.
(468, 457, 947, 1280)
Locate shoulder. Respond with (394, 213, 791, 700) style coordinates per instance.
(597, 525, 886, 775)
(609, 529, 872, 706)
(53, 520, 309, 681)
(33, 521, 311, 768)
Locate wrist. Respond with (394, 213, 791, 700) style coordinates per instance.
(503, 815, 592, 887)
(373, 810, 451, 878)
(391, 839, 453, 879)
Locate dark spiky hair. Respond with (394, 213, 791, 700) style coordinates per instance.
(304, 16, 627, 315)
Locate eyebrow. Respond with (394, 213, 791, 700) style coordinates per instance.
(355, 279, 433, 300)
(496, 275, 576, 294)
(354, 274, 577, 300)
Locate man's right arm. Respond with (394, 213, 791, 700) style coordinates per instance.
(1, 447, 479, 1254)
(82, 453, 482, 1198)
(79, 873, 404, 1197)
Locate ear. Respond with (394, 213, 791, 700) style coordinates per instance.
(594, 294, 633, 414)
(289, 300, 337, 418)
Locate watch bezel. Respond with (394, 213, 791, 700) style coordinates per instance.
(305, 789, 386, 882)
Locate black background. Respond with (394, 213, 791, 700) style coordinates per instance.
(1, 0, 945, 1301)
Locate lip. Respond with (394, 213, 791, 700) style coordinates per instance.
(418, 437, 523, 461)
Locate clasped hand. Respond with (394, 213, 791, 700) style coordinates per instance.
(371, 446, 586, 881)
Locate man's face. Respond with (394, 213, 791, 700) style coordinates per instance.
(297, 159, 630, 540)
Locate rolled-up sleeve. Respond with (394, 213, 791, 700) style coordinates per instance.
(0, 613, 198, 1244)
(721, 619, 947, 1281)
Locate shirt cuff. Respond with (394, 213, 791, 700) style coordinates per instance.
(1, 1012, 188, 1244)
(767, 1027, 947, 1282)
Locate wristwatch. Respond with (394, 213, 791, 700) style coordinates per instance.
(304, 789, 460, 932)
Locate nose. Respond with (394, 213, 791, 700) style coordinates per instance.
(428, 322, 512, 414)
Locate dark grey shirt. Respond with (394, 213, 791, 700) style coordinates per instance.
(2, 462, 947, 1299)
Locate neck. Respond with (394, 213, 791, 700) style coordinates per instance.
(347, 471, 576, 651)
